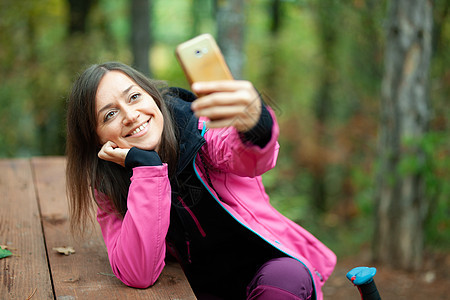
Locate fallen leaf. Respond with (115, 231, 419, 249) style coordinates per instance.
(0, 248, 12, 259)
(0, 244, 17, 250)
(53, 246, 75, 255)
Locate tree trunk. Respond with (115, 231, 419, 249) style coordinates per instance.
(67, 0, 94, 34)
(310, 2, 338, 212)
(215, 0, 245, 79)
(261, 0, 284, 96)
(269, 0, 283, 35)
(131, 0, 152, 77)
(374, 0, 433, 270)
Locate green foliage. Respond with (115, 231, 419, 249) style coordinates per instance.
(0, 248, 12, 259)
(422, 132, 450, 248)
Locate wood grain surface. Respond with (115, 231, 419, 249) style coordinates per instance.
(0, 157, 196, 300)
(0, 159, 53, 299)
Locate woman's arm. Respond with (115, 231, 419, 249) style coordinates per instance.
(190, 80, 280, 177)
(198, 107, 280, 177)
(96, 151, 171, 288)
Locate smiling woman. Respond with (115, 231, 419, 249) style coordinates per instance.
(95, 71, 165, 165)
(66, 62, 178, 221)
(65, 61, 336, 300)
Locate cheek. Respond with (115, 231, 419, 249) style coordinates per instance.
(149, 103, 163, 130)
(157, 112, 164, 138)
(96, 129, 107, 145)
(96, 125, 117, 145)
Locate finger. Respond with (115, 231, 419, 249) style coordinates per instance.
(192, 80, 253, 95)
(192, 86, 262, 111)
(98, 141, 128, 165)
(194, 104, 247, 120)
(100, 140, 115, 150)
(104, 143, 117, 156)
(206, 117, 254, 132)
(98, 144, 113, 159)
(202, 105, 261, 131)
(98, 147, 109, 160)
(104, 144, 128, 157)
(98, 142, 112, 157)
(191, 91, 249, 111)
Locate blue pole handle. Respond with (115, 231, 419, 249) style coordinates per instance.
(346, 266, 377, 285)
(347, 267, 381, 300)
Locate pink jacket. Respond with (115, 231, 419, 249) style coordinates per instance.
(96, 109, 336, 300)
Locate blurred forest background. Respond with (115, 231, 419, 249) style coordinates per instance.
(1, 0, 449, 297)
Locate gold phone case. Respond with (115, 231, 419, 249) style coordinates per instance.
(176, 33, 233, 85)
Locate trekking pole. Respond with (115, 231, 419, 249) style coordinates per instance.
(346, 267, 381, 300)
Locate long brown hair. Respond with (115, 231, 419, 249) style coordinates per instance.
(66, 62, 178, 235)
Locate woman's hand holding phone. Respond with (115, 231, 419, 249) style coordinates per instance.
(191, 80, 262, 133)
(176, 34, 262, 132)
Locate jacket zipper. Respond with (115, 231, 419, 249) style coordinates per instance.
(186, 240, 192, 263)
(177, 195, 207, 238)
(193, 122, 319, 299)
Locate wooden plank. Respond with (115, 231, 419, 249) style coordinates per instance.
(0, 159, 54, 299)
(32, 157, 196, 299)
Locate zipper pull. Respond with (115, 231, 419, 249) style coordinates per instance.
(186, 240, 192, 264)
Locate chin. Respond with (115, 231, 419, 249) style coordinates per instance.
(135, 144, 156, 151)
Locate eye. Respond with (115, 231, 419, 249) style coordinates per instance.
(104, 110, 118, 122)
(130, 93, 141, 102)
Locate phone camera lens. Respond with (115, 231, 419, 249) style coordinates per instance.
(195, 49, 202, 57)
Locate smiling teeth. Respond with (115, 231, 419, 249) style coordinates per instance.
(131, 122, 148, 136)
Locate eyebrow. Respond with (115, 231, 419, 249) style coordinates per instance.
(96, 85, 135, 119)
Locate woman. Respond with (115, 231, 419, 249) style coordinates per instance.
(66, 62, 336, 300)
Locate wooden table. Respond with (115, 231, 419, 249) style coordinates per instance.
(0, 157, 196, 299)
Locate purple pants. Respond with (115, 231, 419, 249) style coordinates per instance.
(198, 257, 314, 300)
(246, 257, 314, 300)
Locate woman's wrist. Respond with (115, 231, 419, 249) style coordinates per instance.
(239, 104, 273, 148)
(125, 147, 163, 169)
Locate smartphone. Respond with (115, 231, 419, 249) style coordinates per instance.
(175, 33, 233, 85)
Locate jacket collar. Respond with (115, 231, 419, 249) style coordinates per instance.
(164, 88, 205, 175)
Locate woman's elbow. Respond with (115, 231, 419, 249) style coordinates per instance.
(123, 277, 158, 289)
(114, 262, 165, 289)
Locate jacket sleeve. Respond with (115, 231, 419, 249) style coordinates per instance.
(200, 106, 280, 178)
(96, 164, 171, 288)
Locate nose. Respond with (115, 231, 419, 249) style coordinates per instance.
(122, 107, 140, 125)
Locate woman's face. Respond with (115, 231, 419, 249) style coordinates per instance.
(95, 71, 164, 152)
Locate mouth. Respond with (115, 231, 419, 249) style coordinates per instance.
(126, 119, 150, 137)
